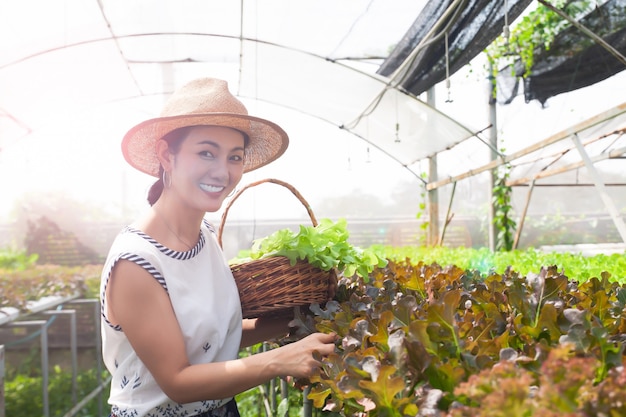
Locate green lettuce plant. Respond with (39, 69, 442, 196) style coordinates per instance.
(233, 218, 387, 281)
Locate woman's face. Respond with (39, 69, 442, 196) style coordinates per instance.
(168, 125, 246, 213)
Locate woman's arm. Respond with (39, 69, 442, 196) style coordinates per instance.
(106, 260, 336, 404)
(240, 315, 291, 348)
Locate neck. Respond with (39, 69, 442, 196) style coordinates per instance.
(151, 201, 203, 251)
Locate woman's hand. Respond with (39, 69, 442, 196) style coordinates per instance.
(274, 332, 337, 379)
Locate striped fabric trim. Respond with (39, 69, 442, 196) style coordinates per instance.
(101, 252, 169, 331)
(126, 226, 206, 260)
(203, 219, 216, 235)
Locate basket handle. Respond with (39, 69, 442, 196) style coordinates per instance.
(217, 178, 318, 248)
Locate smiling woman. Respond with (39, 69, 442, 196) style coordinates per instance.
(99, 77, 337, 417)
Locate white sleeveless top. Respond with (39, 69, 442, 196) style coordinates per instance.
(100, 221, 242, 417)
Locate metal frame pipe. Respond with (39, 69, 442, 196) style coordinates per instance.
(6, 320, 49, 417)
(44, 310, 77, 405)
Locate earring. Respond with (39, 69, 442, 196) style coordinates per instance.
(162, 171, 172, 188)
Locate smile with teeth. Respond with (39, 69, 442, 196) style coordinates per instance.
(199, 183, 225, 193)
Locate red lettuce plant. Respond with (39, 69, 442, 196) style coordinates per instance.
(302, 260, 626, 416)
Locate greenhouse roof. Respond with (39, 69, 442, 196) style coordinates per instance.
(1, 0, 480, 175)
(1, 0, 625, 223)
(3, 0, 625, 167)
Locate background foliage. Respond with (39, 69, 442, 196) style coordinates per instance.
(2, 245, 625, 416)
(4, 367, 108, 417)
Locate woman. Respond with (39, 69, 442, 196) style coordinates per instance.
(100, 78, 337, 417)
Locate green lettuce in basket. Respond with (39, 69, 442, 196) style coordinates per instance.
(231, 218, 387, 281)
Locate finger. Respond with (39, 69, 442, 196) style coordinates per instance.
(322, 332, 338, 343)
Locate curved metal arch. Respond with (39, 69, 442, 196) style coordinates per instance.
(3, 33, 476, 126)
(2, 31, 480, 179)
(6, 83, 427, 183)
(238, 94, 428, 183)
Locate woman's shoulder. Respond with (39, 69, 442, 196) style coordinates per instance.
(105, 226, 161, 260)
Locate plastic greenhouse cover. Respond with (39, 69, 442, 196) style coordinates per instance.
(0, 0, 484, 180)
(0, 0, 624, 218)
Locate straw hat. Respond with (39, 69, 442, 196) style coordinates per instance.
(122, 78, 289, 176)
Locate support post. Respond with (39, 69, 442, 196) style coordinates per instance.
(487, 67, 498, 251)
(280, 379, 289, 417)
(269, 376, 276, 414)
(302, 386, 312, 417)
(427, 87, 440, 246)
(513, 180, 535, 249)
(44, 310, 77, 405)
(439, 181, 458, 245)
(571, 134, 626, 242)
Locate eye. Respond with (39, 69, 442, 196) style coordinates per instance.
(199, 150, 215, 159)
(229, 153, 244, 163)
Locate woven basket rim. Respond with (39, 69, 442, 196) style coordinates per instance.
(218, 178, 330, 319)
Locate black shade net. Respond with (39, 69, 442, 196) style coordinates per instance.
(378, 0, 626, 106)
(377, 0, 533, 96)
(499, 0, 626, 105)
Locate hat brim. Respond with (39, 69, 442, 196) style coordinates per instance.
(122, 113, 289, 177)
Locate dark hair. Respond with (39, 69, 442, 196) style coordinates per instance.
(147, 127, 192, 206)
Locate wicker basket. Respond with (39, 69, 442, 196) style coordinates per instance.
(218, 178, 334, 319)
